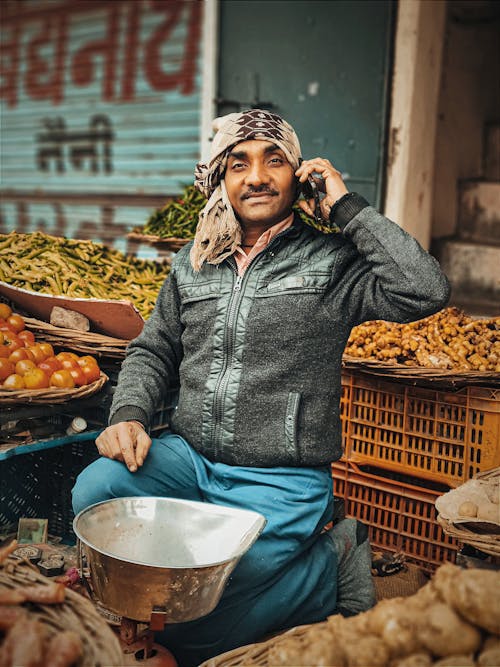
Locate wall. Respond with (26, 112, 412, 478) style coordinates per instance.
(432, 1, 500, 238)
(0, 0, 203, 255)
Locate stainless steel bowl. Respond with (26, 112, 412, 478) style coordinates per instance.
(73, 497, 266, 623)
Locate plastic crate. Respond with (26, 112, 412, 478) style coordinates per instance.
(332, 460, 458, 573)
(340, 371, 500, 487)
(0, 440, 99, 542)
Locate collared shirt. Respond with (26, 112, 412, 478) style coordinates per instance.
(233, 213, 294, 276)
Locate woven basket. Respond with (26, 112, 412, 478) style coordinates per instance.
(437, 515, 500, 556)
(436, 468, 500, 556)
(127, 231, 191, 252)
(0, 556, 123, 666)
(0, 372, 108, 405)
(342, 355, 500, 389)
(24, 317, 129, 358)
(202, 625, 310, 667)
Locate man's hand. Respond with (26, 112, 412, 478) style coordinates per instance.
(95, 421, 151, 472)
(295, 158, 348, 221)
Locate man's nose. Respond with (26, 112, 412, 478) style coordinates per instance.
(244, 163, 268, 186)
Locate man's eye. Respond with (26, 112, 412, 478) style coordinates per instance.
(231, 162, 245, 170)
(269, 157, 283, 165)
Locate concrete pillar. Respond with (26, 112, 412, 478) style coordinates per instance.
(384, 0, 447, 250)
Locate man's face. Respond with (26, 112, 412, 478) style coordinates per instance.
(224, 140, 296, 228)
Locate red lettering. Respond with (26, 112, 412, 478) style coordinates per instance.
(25, 16, 68, 105)
(70, 5, 120, 101)
(143, 0, 201, 96)
(0, 24, 21, 108)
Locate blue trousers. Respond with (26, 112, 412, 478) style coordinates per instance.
(72, 432, 338, 667)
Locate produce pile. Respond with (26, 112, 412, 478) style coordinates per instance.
(0, 541, 122, 667)
(0, 231, 170, 319)
(267, 563, 500, 667)
(345, 308, 500, 372)
(135, 185, 338, 239)
(0, 304, 102, 391)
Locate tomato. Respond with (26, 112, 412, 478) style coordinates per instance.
(6, 314, 25, 333)
(9, 347, 35, 364)
(69, 366, 87, 387)
(0, 304, 12, 320)
(0, 345, 10, 359)
(49, 369, 75, 388)
(0, 359, 15, 381)
(24, 367, 50, 389)
(76, 355, 99, 368)
(38, 343, 54, 358)
(2, 331, 23, 353)
(59, 358, 79, 370)
(56, 352, 79, 363)
(18, 330, 36, 347)
(38, 356, 63, 375)
(3, 373, 25, 390)
(28, 344, 48, 364)
(80, 362, 100, 384)
(0, 321, 18, 334)
(15, 359, 37, 376)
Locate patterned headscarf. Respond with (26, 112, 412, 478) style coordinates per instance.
(190, 109, 302, 271)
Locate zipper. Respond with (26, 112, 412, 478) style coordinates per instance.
(210, 225, 298, 455)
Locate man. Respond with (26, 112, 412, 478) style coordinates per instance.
(73, 109, 450, 665)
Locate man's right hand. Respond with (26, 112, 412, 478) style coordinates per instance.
(95, 421, 152, 472)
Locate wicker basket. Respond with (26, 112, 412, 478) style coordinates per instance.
(24, 317, 129, 358)
(436, 468, 500, 556)
(0, 373, 108, 405)
(342, 355, 500, 389)
(201, 625, 310, 667)
(127, 231, 191, 252)
(0, 555, 124, 666)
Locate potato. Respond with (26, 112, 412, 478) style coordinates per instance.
(432, 655, 475, 666)
(458, 500, 478, 517)
(417, 603, 482, 657)
(433, 564, 500, 634)
(389, 654, 432, 667)
(342, 635, 390, 667)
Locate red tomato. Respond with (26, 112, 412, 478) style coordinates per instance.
(15, 359, 37, 376)
(56, 351, 79, 363)
(38, 356, 63, 375)
(80, 362, 100, 384)
(3, 373, 25, 390)
(49, 369, 75, 388)
(2, 331, 23, 353)
(76, 355, 100, 369)
(69, 366, 87, 387)
(9, 347, 35, 364)
(24, 367, 50, 389)
(6, 314, 25, 333)
(18, 330, 36, 347)
(38, 343, 54, 358)
(59, 358, 79, 370)
(0, 358, 15, 381)
(0, 345, 10, 359)
(28, 344, 48, 364)
(0, 304, 12, 320)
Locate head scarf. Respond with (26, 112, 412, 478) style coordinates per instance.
(190, 109, 302, 271)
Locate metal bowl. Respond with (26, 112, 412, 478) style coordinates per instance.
(73, 497, 266, 623)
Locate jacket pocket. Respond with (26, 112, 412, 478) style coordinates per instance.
(179, 280, 220, 304)
(257, 272, 331, 297)
(284, 391, 301, 461)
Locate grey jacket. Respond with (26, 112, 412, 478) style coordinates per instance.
(110, 196, 450, 467)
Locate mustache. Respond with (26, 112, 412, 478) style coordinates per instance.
(241, 186, 279, 200)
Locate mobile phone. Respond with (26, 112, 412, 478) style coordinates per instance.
(301, 176, 323, 223)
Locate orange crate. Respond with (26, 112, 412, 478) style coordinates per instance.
(331, 460, 458, 573)
(340, 371, 500, 487)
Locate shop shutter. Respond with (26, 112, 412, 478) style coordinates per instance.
(0, 0, 203, 253)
